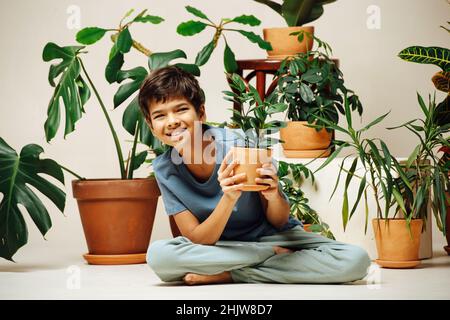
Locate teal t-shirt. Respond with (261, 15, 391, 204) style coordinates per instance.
(152, 124, 301, 241)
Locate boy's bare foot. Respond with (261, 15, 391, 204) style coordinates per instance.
(273, 246, 293, 255)
(183, 271, 233, 285)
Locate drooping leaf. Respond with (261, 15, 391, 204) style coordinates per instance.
(76, 27, 108, 45)
(105, 50, 124, 83)
(122, 96, 156, 148)
(195, 41, 215, 66)
(236, 30, 272, 50)
(114, 67, 148, 108)
(173, 63, 201, 76)
(42, 42, 91, 141)
(253, 0, 282, 15)
(0, 138, 65, 261)
(116, 28, 132, 54)
(148, 49, 187, 70)
(176, 20, 208, 36)
(224, 43, 238, 73)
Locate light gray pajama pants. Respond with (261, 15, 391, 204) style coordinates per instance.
(147, 226, 371, 284)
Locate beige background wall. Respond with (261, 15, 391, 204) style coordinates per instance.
(0, 0, 448, 264)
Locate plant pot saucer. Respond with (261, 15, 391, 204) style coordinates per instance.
(444, 246, 450, 255)
(282, 149, 331, 158)
(241, 184, 270, 192)
(83, 253, 146, 265)
(375, 259, 421, 269)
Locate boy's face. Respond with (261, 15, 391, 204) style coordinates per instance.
(145, 97, 206, 149)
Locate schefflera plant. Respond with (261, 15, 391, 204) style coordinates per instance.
(177, 6, 272, 73)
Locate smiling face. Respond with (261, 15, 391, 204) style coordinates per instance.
(145, 97, 206, 151)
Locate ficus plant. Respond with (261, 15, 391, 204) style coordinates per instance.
(224, 73, 288, 148)
(313, 95, 412, 233)
(253, 0, 337, 27)
(272, 37, 363, 130)
(176, 6, 272, 73)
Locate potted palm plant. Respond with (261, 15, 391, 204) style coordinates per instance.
(253, 0, 337, 58)
(41, 9, 199, 265)
(272, 38, 363, 158)
(314, 95, 425, 268)
(223, 73, 287, 190)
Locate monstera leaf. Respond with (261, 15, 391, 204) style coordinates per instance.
(42, 42, 91, 142)
(0, 137, 65, 261)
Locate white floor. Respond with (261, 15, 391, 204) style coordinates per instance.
(1, 248, 449, 300)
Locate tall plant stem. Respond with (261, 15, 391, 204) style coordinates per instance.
(127, 120, 141, 179)
(78, 58, 126, 179)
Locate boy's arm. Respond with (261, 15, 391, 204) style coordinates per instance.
(174, 193, 239, 245)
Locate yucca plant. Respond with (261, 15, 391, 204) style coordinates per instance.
(387, 93, 450, 235)
(176, 6, 271, 73)
(313, 96, 412, 233)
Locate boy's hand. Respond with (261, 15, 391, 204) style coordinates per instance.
(256, 162, 281, 201)
(218, 150, 246, 201)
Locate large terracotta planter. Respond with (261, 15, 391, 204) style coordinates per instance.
(372, 218, 423, 269)
(280, 121, 332, 158)
(72, 178, 160, 265)
(231, 147, 272, 191)
(263, 26, 314, 59)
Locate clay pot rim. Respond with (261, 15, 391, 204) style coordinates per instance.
(72, 177, 156, 184)
(230, 146, 273, 151)
(263, 26, 315, 32)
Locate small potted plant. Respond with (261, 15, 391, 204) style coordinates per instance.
(41, 9, 198, 265)
(224, 73, 287, 190)
(253, 0, 337, 58)
(315, 95, 425, 268)
(176, 6, 272, 73)
(273, 38, 363, 158)
(277, 161, 335, 238)
(438, 144, 450, 254)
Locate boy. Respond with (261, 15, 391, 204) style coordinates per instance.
(139, 66, 371, 285)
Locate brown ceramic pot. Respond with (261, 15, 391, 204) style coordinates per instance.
(231, 147, 272, 192)
(72, 178, 160, 264)
(372, 218, 423, 269)
(280, 121, 332, 158)
(263, 26, 314, 59)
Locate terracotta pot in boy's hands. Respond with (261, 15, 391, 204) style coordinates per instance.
(231, 147, 272, 192)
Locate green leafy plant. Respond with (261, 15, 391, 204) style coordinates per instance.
(224, 74, 287, 148)
(387, 93, 450, 235)
(273, 39, 363, 130)
(43, 10, 199, 180)
(313, 96, 411, 233)
(0, 138, 68, 261)
(176, 6, 272, 73)
(253, 0, 336, 27)
(277, 161, 335, 239)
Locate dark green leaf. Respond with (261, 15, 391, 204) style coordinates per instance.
(42, 42, 90, 141)
(105, 51, 124, 83)
(148, 50, 187, 70)
(173, 63, 201, 76)
(0, 138, 65, 261)
(76, 27, 107, 45)
(195, 41, 215, 66)
(224, 43, 238, 73)
(113, 67, 148, 108)
(299, 83, 314, 103)
(116, 28, 132, 54)
(398, 46, 450, 71)
(133, 15, 164, 24)
(185, 6, 209, 20)
(231, 15, 261, 26)
(236, 30, 272, 50)
(177, 20, 208, 36)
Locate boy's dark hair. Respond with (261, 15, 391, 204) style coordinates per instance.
(138, 66, 205, 122)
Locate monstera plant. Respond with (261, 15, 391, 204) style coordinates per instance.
(0, 138, 67, 261)
(176, 5, 271, 73)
